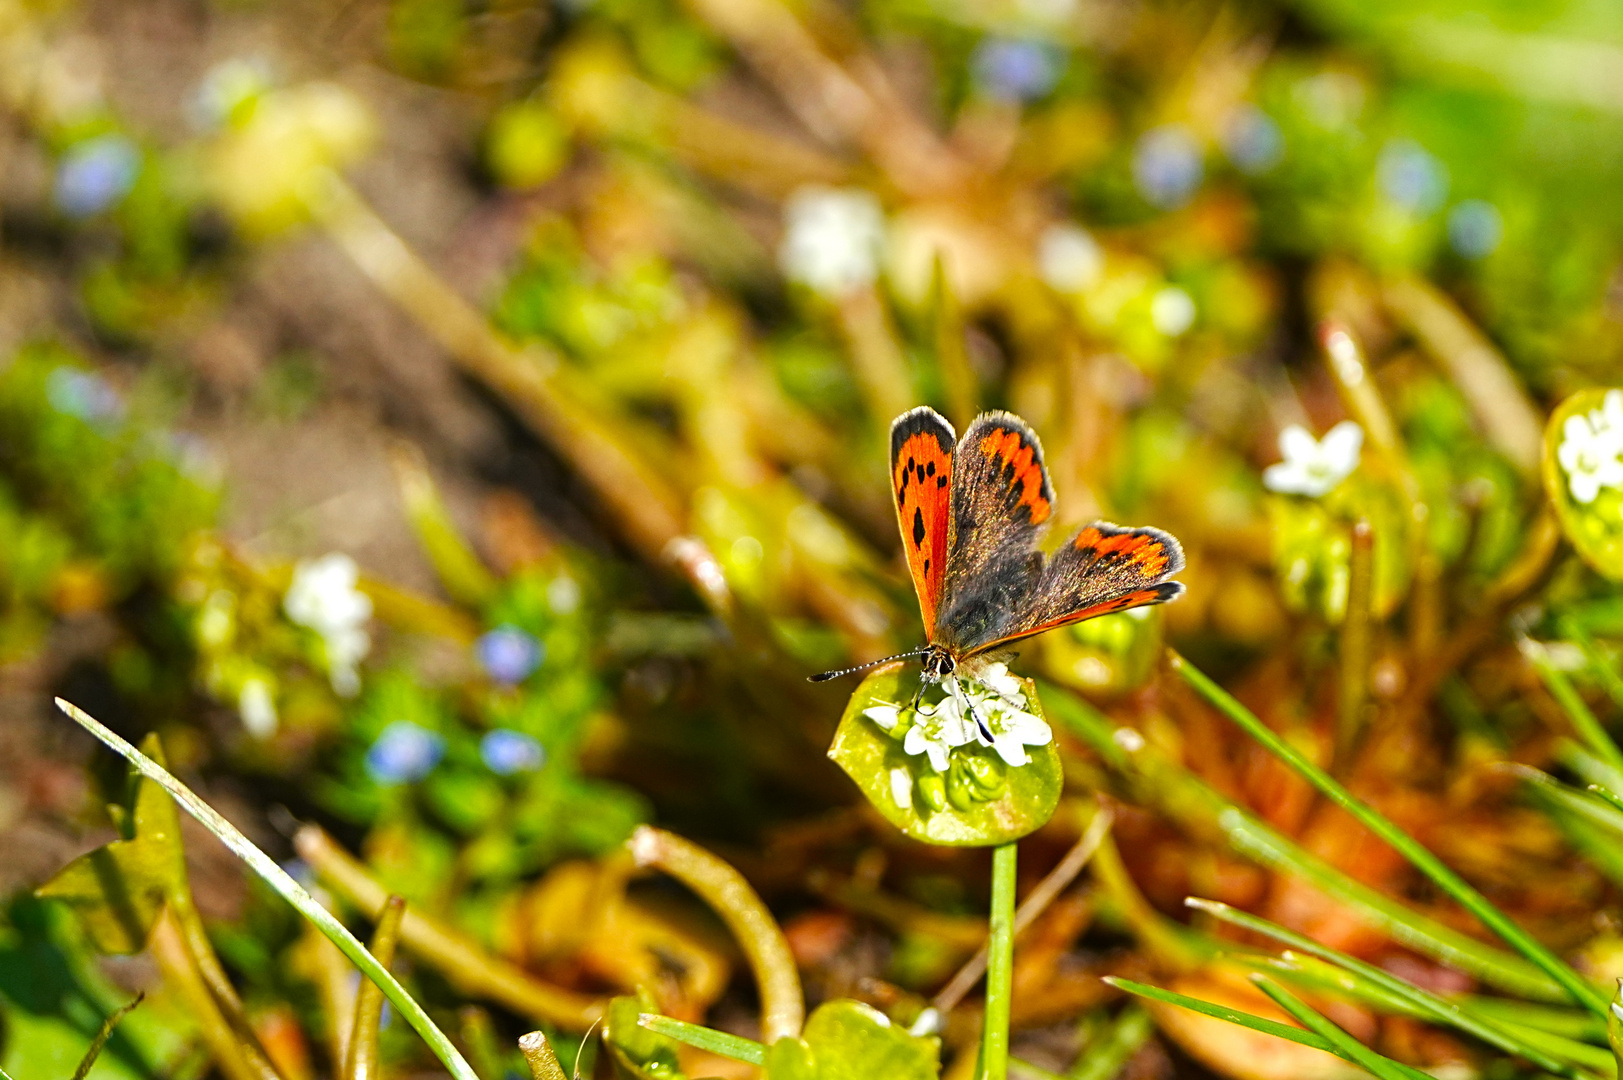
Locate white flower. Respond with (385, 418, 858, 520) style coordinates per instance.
(778, 186, 886, 298)
(1557, 391, 1623, 504)
(873, 663, 1053, 773)
(1263, 421, 1363, 497)
(285, 553, 372, 696)
(238, 676, 278, 739)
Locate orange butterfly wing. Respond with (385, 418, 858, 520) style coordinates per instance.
(890, 407, 957, 638)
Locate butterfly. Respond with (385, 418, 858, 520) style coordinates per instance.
(813, 407, 1186, 736)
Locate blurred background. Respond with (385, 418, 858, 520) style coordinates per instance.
(5, 0, 1623, 1077)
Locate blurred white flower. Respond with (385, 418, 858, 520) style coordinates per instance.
(285, 553, 372, 696)
(238, 676, 278, 739)
(1150, 286, 1196, 336)
(1037, 224, 1103, 293)
(1558, 391, 1623, 505)
(779, 186, 886, 297)
(1263, 421, 1363, 497)
(866, 662, 1052, 771)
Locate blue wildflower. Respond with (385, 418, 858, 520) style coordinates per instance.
(1222, 106, 1283, 175)
(475, 625, 544, 684)
(1447, 200, 1502, 259)
(45, 368, 123, 424)
(481, 729, 546, 775)
(971, 38, 1063, 103)
(1377, 139, 1448, 214)
(364, 722, 445, 785)
(54, 135, 141, 218)
(1132, 125, 1203, 210)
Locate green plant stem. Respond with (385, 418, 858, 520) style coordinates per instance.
(71, 993, 144, 1080)
(1104, 977, 1340, 1054)
(54, 699, 481, 1080)
(1068, 1005, 1152, 1080)
(1248, 975, 1428, 1080)
(295, 825, 604, 1029)
(636, 1015, 766, 1065)
(935, 804, 1112, 1013)
(1188, 898, 1578, 1074)
(629, 826, 804, 1042)
(981, 841, 1018, 1080)
(1528, 645, 1623, 777)
(346, 896, 405, 1080)
(518, 1032, 569, 1080)
(1336, 519, 1374, 770)
(1167, 653, 1609, 1015)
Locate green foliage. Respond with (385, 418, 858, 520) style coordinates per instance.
(763, 1001, 939, 1080)
(828, 666, 1061, 846)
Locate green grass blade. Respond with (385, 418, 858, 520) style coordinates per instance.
(635, 1014, 766, 1065)
(1248, 975, 1428, 1080)
(1102, 977, 1341, 1055)
(72, 993, 144, 1080)
(1189, 898, 1577, 1073)
(1527, 642, 1623, 777)
(1068, 1005, 1153, 1080)
(1559, 618, 1623, 717)
(1169, 654, 1608, 1014)
(1043, 684, 1565, 1001)
(1518, 767, 1623, 890)
(54, 699, 480, 1080)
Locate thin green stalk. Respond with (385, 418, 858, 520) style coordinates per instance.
(1248, 974, 1428, 1080)
(1068, 1005, 1152, 1080)
(1044, 684, 1565, 1001)
(1188, 898, 1578, 1074)
(629, 827, 802, 1042)
(1560, 618, 1623, 716)
(518, 1032, 569, 1080)
(54, 699, 481, 1080)
(1168, 653, 1609, 1014)
(1527, 643, 1623, 777)
(346, 896, 405, 1080)
(1460, 997, 1606, 1041)
(635, 1015, 766, 1065)
(1337, 519, 1374, 770)
(1104, 977, 1341, 1054)
(71, 993, 144, 1080)
(982, 842, 1019, 1080)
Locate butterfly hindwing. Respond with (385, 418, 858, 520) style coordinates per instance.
(890, 407, 957, 637)
(965, 522, 1186, 654)
(931, 412, 1056, 652)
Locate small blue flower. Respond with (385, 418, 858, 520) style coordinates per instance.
(475, 625, 543, 684)
(481, 729, 546, 775)
(46, 368, 123, 423)
(971, 38, 1063, 103)
(1222, 106, 1283, 175)
(365, 722, 445, 785)
(54, 135, 141, 217)
(1376, 139, 1448, 214)
(1132, 125, 1204, 210)
(1447, 200, 1502, 259)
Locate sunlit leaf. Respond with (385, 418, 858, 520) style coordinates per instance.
(828, 666, 1061, 847)
(603, 993, 687, 1080)
(35, 735, 186, 954)
(764, 1000, 938, 1080)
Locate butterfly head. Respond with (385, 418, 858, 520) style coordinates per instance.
(919, 644, 957, 684)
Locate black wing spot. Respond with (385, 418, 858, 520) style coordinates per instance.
(936, 476, 947, 489)
(926, 460, 935, 477)
(912, 507, 926, 547)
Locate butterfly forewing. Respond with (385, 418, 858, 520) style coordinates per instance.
(890, 407, 957, 637)
(966, 522, 1186, 655)
(932, 413, 1055, 653)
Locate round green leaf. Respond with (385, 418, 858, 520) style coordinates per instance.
(1544, 389, 1623, 581)
(827, 665, 1062, 847)
(765, 1000, 939, 1080)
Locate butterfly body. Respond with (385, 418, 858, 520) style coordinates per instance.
(834, 405, 1185, 702)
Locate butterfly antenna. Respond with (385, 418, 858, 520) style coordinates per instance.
(808, 649, 928, 683)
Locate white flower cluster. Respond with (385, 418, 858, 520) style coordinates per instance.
(864, 662, 1052, 772)
(778, 186, 886, 298)
(1557, 390, 1623, 505)
(1263, 421, 1363, 498)
(284, 553, 372, 696)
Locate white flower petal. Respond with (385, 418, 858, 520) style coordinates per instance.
(1319, 421, 1364, 473)
(1262, 461, 1312, 495)
(991, 733, 1031, 767)
(889, 768, 913, 809)
(864, 704, 901, 730)
(1277, 424, 1317, 463)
